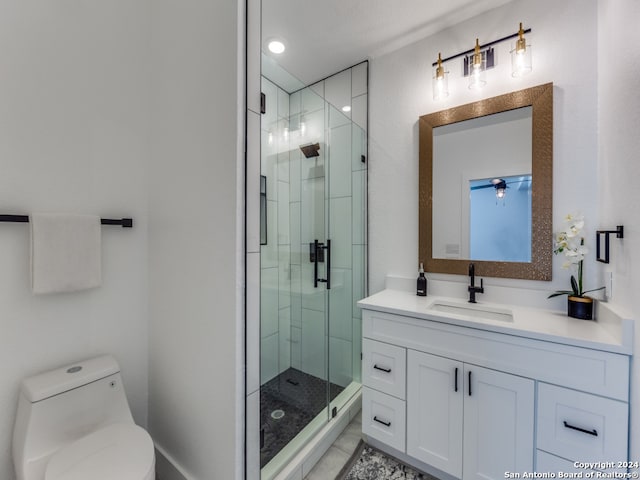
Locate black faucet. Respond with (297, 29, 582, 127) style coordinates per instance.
(468, 263, 484, 303)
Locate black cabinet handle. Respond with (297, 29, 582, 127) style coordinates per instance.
(563, 421, 598, 437)
(373, 416, 391, 427)
(454, 367, 459, 392)
(373, 364, 391, 373)
(468, 371, 472, 396)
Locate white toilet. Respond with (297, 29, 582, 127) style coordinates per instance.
(12, 355, 155, 480)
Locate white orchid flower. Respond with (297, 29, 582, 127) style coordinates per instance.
(551, 213, 604, 300)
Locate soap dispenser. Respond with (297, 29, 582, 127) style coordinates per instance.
(417, 263, 427, 296)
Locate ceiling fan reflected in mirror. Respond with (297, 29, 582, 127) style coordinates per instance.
(469, 175, 532, 202)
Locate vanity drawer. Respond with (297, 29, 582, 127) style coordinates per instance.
(363, 339, 406, 399)
(362, 387, 406, 452)
(536, 450, 596, 474)
(537, 383, 628, 466)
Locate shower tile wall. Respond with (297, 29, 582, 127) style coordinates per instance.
(261, 62, 367, 388)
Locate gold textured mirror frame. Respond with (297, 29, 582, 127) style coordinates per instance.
(419, 83, 553, 280)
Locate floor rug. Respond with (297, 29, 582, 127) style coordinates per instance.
(337, 440, 437, 480)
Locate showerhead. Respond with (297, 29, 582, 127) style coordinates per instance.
(299, 143, 320, 158)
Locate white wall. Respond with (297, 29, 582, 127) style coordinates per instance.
(0, 2, 150, 478)
(597, 0, 640, 460)
(0, 1, 245, 479)
(147, 1, 243, 479)
(369, 0, 599, 304)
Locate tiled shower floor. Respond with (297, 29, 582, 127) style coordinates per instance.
(260, 368, 345, 468)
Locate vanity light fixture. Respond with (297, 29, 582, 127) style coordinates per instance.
(432, 52, 449, 100)
(511, 23, 532, 77)
(468, 39, 487, 90)
(431, 25, 532, 98)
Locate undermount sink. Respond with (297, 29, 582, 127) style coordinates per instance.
(427, 300, 514, 322)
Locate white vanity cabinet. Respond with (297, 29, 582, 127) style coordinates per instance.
(359, 295, 632, 480)
(406, 351, 463, 476)
(405, 350, 534, 480)
(461, 364, 534, 480)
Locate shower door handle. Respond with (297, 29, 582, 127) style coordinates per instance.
(325, 239, 331, 289)
(313, 240, 320, 288)
(313, 239, 331, 289)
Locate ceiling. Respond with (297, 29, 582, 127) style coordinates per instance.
(262, 0, 516, 88)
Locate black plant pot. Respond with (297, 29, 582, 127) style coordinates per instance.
(567, 296, 594, 320)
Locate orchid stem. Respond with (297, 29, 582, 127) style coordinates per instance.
(577, 237, 585, 296)
(578, 260, 583, 296)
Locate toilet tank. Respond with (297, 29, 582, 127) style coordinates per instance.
(12, 355, 134, 480)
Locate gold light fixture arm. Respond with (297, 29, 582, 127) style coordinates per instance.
(472, 38, 482, 68)
(436, 52, 445, 79)
(516, 22, 527, 53)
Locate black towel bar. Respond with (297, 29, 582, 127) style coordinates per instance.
(0, 214, 133, 228)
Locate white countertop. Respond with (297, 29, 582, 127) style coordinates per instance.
(358, 289, 633, 355)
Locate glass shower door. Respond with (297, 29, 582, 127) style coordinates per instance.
(259, 83, 331, 477)
(326, 104, 366, 416)
(259, 65, 367, 479)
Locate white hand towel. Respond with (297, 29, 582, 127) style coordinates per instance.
(30, 213, 102, 294)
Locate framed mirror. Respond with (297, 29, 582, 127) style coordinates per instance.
(419, 83, 553, 280)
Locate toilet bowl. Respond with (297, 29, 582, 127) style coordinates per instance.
(44, 423, 154, 480)
(12, 355, 155, 480)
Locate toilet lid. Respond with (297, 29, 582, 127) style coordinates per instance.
(45, 423, 154, 480)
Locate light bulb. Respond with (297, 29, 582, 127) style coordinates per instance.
(468, 39, 486, 90)
(511, 23, 532, 77)
(432, 52, 449, 100)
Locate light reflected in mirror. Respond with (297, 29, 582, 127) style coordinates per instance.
(419, 83, 553, 280)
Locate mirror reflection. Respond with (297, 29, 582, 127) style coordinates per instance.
(432, 106, 532, 262)
(469, 174, 532, 262)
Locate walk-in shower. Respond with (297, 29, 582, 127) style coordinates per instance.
(259, 61, 368, 478)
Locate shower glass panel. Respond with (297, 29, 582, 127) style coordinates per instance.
(259, 62, 367, 479)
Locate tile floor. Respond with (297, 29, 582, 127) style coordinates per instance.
(261, 368, 345, 467)
(303, 411, 362, 479)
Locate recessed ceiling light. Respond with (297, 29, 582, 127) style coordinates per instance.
(268, 40, 285, 54)
(342, 105, 351, 112)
